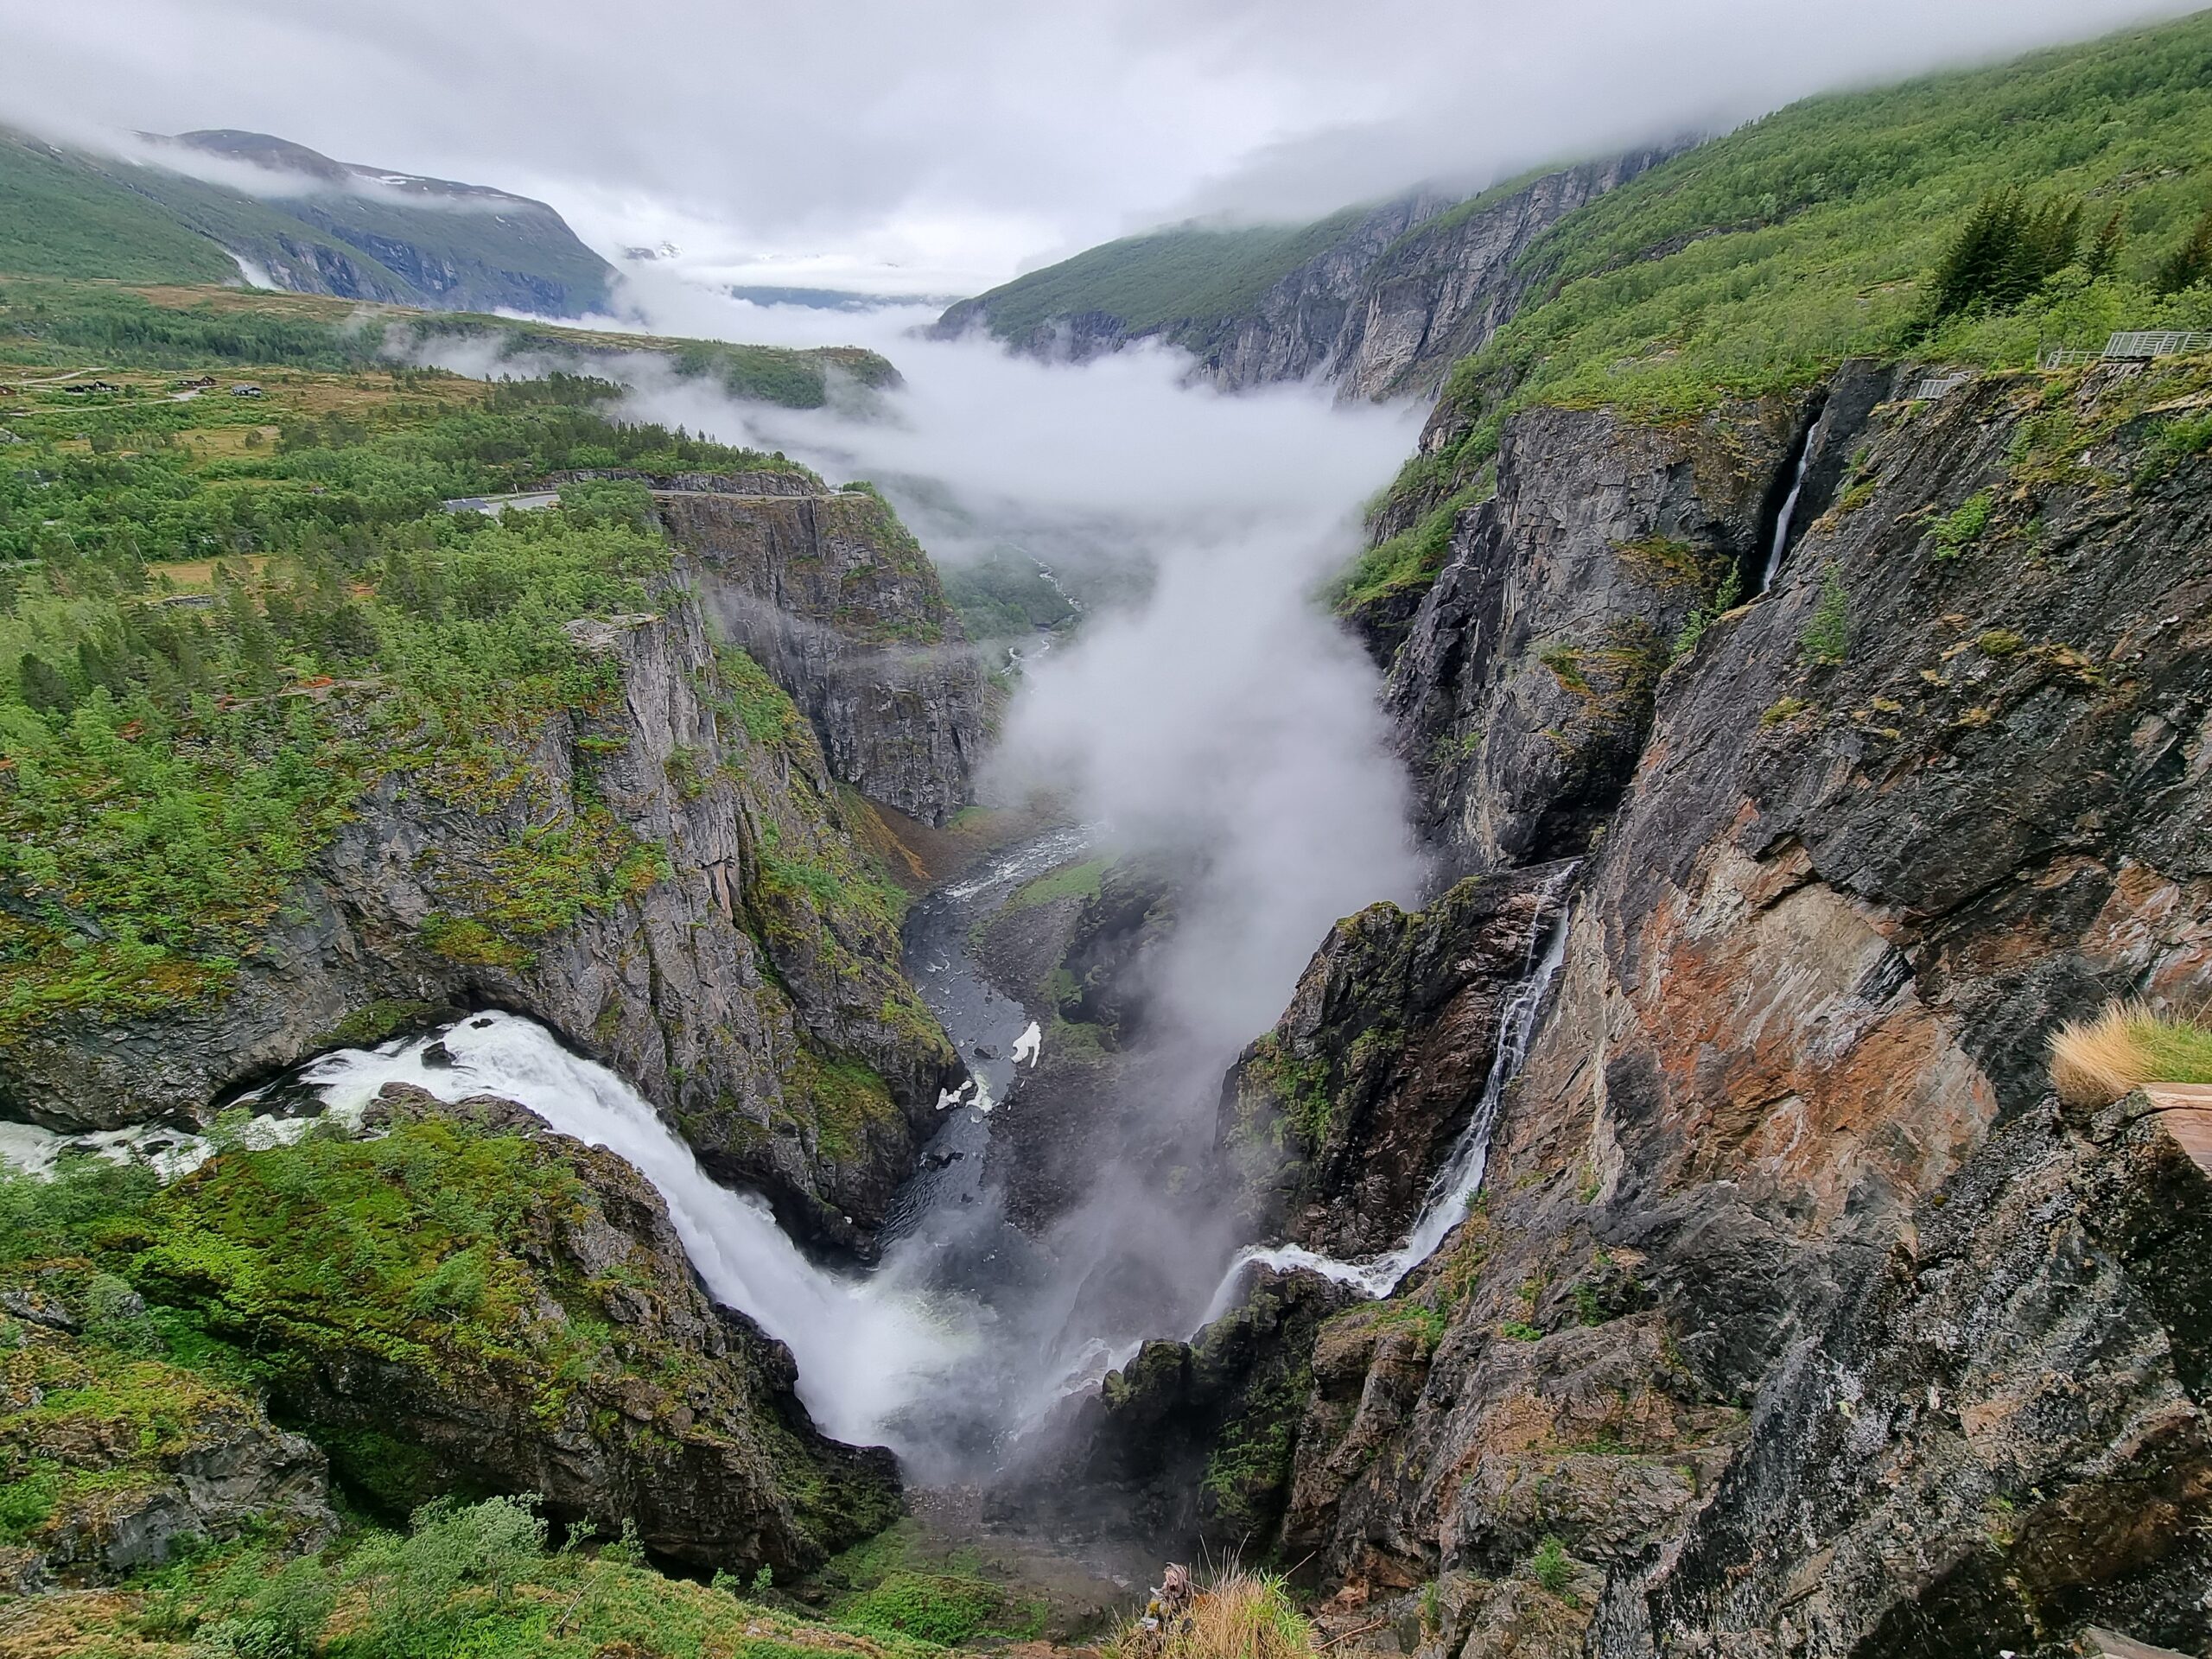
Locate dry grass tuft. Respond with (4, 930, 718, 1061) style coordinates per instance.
(1112, 1567, 1314, 1659)
(2049, 1000, 2212, 1107)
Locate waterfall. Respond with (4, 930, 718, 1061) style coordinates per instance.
(1760, 422, 1818, 592)
(298, 1012, 972, 1450)
(1199, 880, 1574, 1324)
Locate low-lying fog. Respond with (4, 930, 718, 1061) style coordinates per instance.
(416, 274, 1427, 1478)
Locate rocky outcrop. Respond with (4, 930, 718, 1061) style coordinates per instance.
(997, 1268, 1354, 1553)
(143, 1084, 901, 1575)
(1325, 152, 1679, 402)
(1383, 398, 1810, 878)
(1217, 866, 1571, 1255)
(977, 858, 1180, 1234)
(0, 1317, 335, 1592)
(654, 481, 987, 825)
(935, 151, 1675, 401)
(0, 574, 959, 1255)
(1157, 357, 2212, 1655)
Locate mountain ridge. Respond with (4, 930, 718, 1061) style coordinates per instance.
(0, 124, 617, 315)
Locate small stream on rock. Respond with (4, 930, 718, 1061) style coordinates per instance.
(1203, 883, 1573, 1313)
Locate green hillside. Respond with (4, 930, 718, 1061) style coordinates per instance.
(0, 127, 615, 316)
(938, 205, 1370, 339)
(1347, 8, 2212, 607)
(0, 279, 893, 408)
(0, 130, 240, 285)
(1429, 13, 2212, 440)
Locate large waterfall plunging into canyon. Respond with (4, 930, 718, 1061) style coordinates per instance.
(300, 303, 1443, 1478)
(300, 1011, 969, 1450)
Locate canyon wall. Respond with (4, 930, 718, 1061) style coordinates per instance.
(1109, 356, 2212, 1656)
(936, 151, 1675, 402)
(0, 543, 964, 1255)
(651, 474, 988, 826)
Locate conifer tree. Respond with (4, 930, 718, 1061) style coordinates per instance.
(2155, 203, 2212, 295)
(2085, 207, 2127, 278)
(1929, 188, 2083, 318)
(18, 653, 73, 716)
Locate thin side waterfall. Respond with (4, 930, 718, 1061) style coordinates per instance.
(1199, 874, 1576, 1324)
(1760, 422, 1818, 592)
(298, 1013, 973, 1450)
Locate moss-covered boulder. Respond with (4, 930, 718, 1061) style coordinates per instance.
(130, 1085, 901, 1575)
(0, 1281, 334, 1591)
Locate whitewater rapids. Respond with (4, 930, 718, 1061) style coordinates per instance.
(300, 1012, 974, 1449)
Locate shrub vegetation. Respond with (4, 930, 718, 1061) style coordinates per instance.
(0, 345, 810, 1037)
(2049, 1001, 2212, 1107)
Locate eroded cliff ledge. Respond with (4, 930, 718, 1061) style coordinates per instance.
(647, 474, 988, 827)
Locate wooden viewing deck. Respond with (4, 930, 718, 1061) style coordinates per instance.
(2142, 1081, 2212, 1179)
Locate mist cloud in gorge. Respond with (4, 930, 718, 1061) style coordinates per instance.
(473, 290, 1427, 1399)
(1, 0, 2197, 291)
(597, 300, 1430, 1056)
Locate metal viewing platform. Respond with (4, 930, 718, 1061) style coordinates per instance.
(2039, 330, 2212, 370)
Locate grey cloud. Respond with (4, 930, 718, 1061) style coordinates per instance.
(0, 0, 2197, 289)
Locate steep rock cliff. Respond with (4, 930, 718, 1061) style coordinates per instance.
(1384, 398, 1806, 878)
(935, 153, 1673, 400)
(652, 477, 987, 825)
(1325, 153, 1678, 402)
(1147, 357, 2212, 1655)
(0, 570, 959, 1255)
(1217, 866, 1570, 1255)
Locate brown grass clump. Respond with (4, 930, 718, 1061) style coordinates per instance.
(1113, 1567, 1314, 1659)
(2049, 1000, 2212, 1107)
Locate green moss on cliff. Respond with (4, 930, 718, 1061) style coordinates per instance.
(785, 1049, 901, 1164)
(1237, 1033, 1339, 1153)
(1007, 857, 1106, 911)
(130, 1118, 609, 1421)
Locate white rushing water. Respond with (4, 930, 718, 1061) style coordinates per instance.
(1198, 885, 1574, 1321)
(1761, 424, 1817, 591)
(299, 1011, 974, 1449)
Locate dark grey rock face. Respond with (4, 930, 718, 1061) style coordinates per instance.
(0, 582, 958, 1255)
(1217, 864, 1572, 1256)
(978, 859, 1181, 1236)
(1156, 361, 2212, 1656)
(1383, 399, 1803, 878)
(1324, 152, 1679, 403)
(654, 483, 987, 826)
(993, 1267, 1356, 1555)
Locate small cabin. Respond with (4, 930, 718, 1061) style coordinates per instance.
(229, 384, 264, 398)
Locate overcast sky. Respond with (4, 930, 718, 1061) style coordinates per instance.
(0, 0, 2200, 294)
